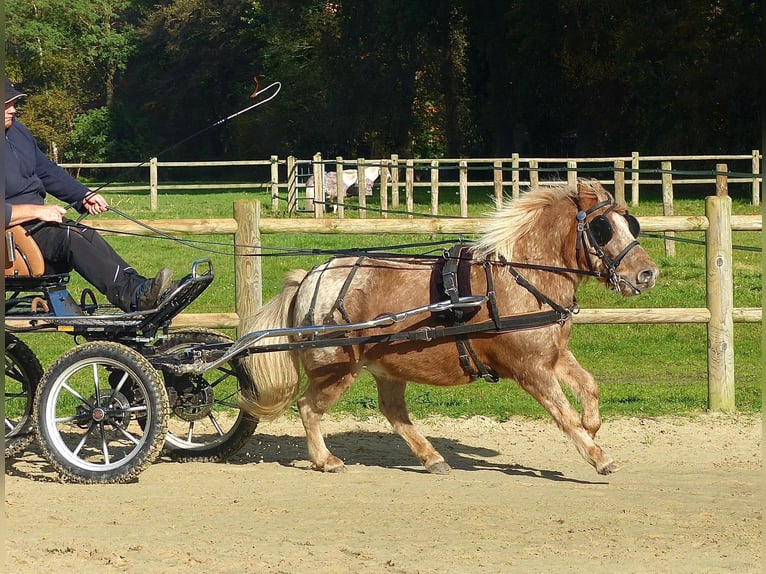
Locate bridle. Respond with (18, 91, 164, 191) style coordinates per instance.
(574, 197, 642, 294)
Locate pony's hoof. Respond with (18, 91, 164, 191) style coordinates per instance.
(597, 460, 622, 475)
(318, 456, 347, 473)
(425, 461, 451, 475)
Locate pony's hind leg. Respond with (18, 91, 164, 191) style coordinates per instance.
(373, 373, 450, 474)
(297, 370, 357, 472)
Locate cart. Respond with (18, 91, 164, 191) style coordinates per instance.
(5, 259, 258, 483)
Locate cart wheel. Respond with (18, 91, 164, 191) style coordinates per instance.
(35, 342, 168, 484)
(155, 329, 258, 462)
(5, 333, 43, 459)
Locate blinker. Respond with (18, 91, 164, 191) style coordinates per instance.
(588, 212, 641, 246)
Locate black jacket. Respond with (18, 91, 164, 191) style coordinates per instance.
(4, 120, 90, 227)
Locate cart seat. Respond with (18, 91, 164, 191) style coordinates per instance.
(5, 225, 45, 277)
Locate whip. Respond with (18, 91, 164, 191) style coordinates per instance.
(25, 78, 281, 235)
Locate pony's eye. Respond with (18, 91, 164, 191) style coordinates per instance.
(589, 215, 613, 246)
(625, 213, 640, 238)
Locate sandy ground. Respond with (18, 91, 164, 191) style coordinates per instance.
(4, 413, 762, 574)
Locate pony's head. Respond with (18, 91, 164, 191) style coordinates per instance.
(473, 178, 658, 297)
(572, 179, 658, 296)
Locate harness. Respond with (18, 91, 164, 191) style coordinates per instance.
(295, 195, 640, 383)
(434, 244, 499, 382)
(575, 198, 641, 292)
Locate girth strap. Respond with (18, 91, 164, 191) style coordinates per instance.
(441, 245, 499, 382)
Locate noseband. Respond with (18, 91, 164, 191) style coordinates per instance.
(575, 198, 641, 292)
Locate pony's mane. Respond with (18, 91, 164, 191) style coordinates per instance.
(473, 183, 589, 262)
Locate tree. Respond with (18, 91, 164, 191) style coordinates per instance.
(5, 0, 137, 156)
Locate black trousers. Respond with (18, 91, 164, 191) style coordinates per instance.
(26, 220, 146, 311)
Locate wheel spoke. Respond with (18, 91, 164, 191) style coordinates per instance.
(99, 424, 111, 465)
(107, 371, 130, 402)
(208, 412, 225, 436)
(72, 423, 98, 457)
(185, 421, 195, 442)
(61, 382, 94, 409)
(110, 422, 140, 445)
(92, 364, 102, 404)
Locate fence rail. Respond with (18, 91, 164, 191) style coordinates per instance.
(61, 151, 762, 213)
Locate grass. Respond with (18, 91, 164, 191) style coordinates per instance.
(19, 183, 762, 420)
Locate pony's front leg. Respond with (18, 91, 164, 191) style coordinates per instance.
(297, 371, 357, 473)
(518, 372, 620, 475)
(555, 350, 601, 439)
(373, 373, 450, 474)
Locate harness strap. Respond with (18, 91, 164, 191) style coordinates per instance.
(239, 309, 570, 357)
(441, 245, 500, 382)
(484, 260, 503, 330)
(331, 255, 366, 324)
(503, 263, 570, 315)
(304, 262, 330, 326)
(441, 244, 465, 320)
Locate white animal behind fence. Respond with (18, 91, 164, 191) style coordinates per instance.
(306, 166, 381, 204)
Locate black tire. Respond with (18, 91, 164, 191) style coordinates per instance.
(155, 329, 258, 462)
(5, 333, 43, 459)
(34, 342, 168, 484)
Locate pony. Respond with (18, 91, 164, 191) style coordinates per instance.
(237, 179, 658, 475)
(306, 166, 381, 204)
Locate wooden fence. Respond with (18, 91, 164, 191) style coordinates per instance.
(79, 182, 761, 413)
(61, 150, 762, 214)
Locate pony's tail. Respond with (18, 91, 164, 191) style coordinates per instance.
(237, 269, 307, 421)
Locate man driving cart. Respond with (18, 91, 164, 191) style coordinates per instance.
(4, 77, 175, 311)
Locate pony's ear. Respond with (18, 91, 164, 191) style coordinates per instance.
(576, 178, 598, 203)
(576, 178, 608, 207)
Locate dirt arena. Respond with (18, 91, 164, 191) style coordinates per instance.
(5, 413, 762, 573)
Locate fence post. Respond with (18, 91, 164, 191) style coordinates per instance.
(511, 153, 520, 199)
(391, 154, 400, 208)
(150, 157, 158, 211)
(662, 161, 675, 257)
(493, 159, 504, 205)
(706, 168, 734, 411)
(270, 155, 279, 212)
(336, 156, 345, 219)
(312, 152, 324, 218)
(459, 160, 468, 217)
(430, 160, 440, 215)
(380, 159, 389, 218)
(752, 149, 760, 206)
(631, 151, 640, 206)
(614, 160, 625, 205)
(405, 159, 414, 218)
(567, 160, 577, 188)
(286, 155, 297, 214)
(357, 158, 367, 218)
(529, 160, 539, 191)
(234, 200, 261, 338)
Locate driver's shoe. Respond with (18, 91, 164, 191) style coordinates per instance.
(133, 268, 174, 311)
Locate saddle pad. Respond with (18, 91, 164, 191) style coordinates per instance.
(430, 245, 480, 323)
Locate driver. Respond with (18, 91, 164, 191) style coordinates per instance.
(4, 76, 175, 311)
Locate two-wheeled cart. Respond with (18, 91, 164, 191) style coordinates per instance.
(5, 259, 258, 483)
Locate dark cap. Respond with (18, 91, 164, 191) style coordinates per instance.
(4, 77, 27, 104)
